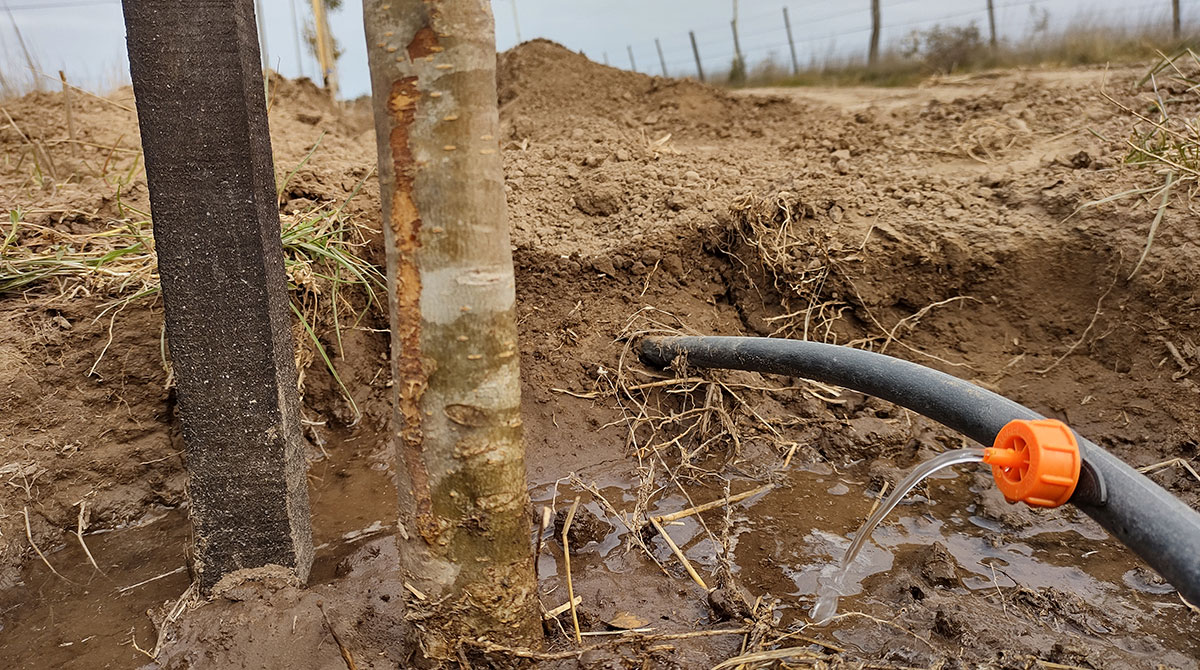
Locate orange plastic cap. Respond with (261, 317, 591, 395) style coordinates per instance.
(982, 419, 1081, 508)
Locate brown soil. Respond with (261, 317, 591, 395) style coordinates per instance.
(2, 40, 1199, 669)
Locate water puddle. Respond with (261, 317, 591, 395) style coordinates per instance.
(5, 428, 1197, 667)
(725, 454, 1199, 660)
(0, 425, 397, 669)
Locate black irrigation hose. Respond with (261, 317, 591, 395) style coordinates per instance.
(641, 335, 1200, 608)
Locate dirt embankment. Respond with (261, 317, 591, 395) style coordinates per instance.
(1, 40, 1198, 669)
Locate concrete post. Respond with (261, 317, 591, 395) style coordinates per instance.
(121, 0, 313, 591)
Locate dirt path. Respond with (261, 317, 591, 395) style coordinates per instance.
(1, 41, 1197, 669)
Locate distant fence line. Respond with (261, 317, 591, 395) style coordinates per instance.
(611, 0, 1189, 82)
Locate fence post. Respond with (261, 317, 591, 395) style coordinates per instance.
(730, 18, 746, 81)
(254, 0, 269, 69)
(783, 6, 799, 75)
(689, 30, 706, 81)
(603, 51, 610, 65)
(655, 38, 669, 76)
(1174, 0, 1182, 38)
(628, 45, 638, 71)
(289, 0, 305, 78)
(511, 0, 523, 42)
(987, 0, 997, 47)
(310, 0, 338, 96)
(121, 0, 313, 591)
(868, 0, 881, 66)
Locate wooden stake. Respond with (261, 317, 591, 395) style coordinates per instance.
(729, 18, 745, 81)
(868, 0, 881, 66)
(289, 0, 305, 78)
(59, 71, 77, 157)
(310, 0, 338, 97)
(987, 0, 998, 47)
(627, 44, 637, 71)
(689, 30, 705, 81)
(510, 0, 522, 43)
(655, 38, 668, 76)
(783, 7, 799, 75)
(4, 5, 40, 90)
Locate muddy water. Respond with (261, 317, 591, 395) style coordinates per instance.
(731, 461, 1200, 663)
(4, 428, 1197, 668)
(812, 447, 987, 622)
(0, 426, 398, 670)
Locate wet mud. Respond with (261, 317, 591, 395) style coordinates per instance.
(2, 40, 1199, 668)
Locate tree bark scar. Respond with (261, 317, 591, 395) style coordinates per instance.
(407, 25, 439, 59)
(386, 75, 437, 542)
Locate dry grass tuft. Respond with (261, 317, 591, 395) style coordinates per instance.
(724, 192, 851, 343)
(1089, 49, 1200, 279)
(1, 190, 384, 416)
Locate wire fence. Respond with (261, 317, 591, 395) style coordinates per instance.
(2, 0, 1195, 99)
(614, 0, 1191, 81)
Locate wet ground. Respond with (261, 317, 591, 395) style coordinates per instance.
(6, 422, 1195, 668)
(3, 40, 1200, 667)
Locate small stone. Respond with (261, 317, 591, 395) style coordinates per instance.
(1068, 150, 1091, 169)
(605, 612, 649, 630)
(614, 148, 631, 162)
(662, 254, 684, 276)
(591, 258, 617, 277)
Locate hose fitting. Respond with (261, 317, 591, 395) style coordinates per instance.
(983, 419, 1081, 508)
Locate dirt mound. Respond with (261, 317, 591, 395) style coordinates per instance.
(499, 39, 785, 141)
(2, 40, 1199, 670)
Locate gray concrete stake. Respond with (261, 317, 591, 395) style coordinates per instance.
(121, 0, 313, 591)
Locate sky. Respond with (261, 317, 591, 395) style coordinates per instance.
(1, 0, 1190, 99)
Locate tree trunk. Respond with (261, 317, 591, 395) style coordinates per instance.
(362, 0, 541, 657)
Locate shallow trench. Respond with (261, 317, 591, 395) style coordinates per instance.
(2, 228, 1198, 669)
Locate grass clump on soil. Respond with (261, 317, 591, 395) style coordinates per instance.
(0, 198, 383, 417)
(1085, 49, 1200, 279)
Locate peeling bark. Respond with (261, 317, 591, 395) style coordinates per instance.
(362, 0, 542, 655)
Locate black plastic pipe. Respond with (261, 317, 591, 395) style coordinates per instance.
(641, 335, 1200, 607)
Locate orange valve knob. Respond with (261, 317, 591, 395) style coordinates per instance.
(982, 419, 1081, 508)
